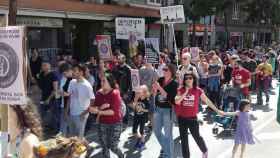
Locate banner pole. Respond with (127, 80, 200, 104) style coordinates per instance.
(172, 24, 179, 67)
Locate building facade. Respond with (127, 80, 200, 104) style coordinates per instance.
(0, 0, 161, 61)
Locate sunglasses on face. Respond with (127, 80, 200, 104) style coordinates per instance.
(163, 68, 169, 72)
(182, 58, 188, 61)
(185, 77, 193, 80)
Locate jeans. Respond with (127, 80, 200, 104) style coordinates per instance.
(257, 77, 270, 105)
(39, 99, 61, 132)
(68, 114, 89, 138)
(153, 107, 174, 158)
(98, 123, 124, 158)
(178, 117, 207, 158)
(59, 108, 68, 136)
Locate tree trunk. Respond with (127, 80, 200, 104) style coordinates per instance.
(8, 0, 17, 25)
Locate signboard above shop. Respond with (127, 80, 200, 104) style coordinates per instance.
(16, 17, 63, 28)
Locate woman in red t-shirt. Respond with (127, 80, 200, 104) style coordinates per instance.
(89, 73, 124, 158)
(175, 72, 224, 158)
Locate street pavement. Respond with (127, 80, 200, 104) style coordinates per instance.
(28, 81, 280, 158)
(83, 80, 280, 158)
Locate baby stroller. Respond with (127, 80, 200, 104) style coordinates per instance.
(212, 84, 240, 135)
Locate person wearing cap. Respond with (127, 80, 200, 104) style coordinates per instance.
(256, 55, 273, 106)
(231, 56, 251, 100)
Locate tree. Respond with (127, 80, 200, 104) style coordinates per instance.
(179, 0, 215, 46)
(244, 0, 280, 43)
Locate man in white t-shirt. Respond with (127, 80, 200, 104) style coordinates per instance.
(67, 64, 95, 138)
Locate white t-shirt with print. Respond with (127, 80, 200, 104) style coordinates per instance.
(68, 79, 95, 116)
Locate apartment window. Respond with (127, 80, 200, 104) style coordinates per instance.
(147, 0, 161, 5)
(232, 3, 240, 20)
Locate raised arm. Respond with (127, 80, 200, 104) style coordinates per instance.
(200, 92, 224, 116)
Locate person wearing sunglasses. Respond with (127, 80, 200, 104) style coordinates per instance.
(175, 72, 224, 158)
(152, 64, 178, 158)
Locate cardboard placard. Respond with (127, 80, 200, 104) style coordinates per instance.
(131, 69, 140, 91)
(115, 17, 145, 40)
(0, 26, 27, 105)
(145, 38, 160, 64)
(96, 35, 113, 61)
(160, 5, 185, 24)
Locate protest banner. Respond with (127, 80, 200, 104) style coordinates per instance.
(115, 17, 145, 40)
(96, 35, 113, 61)
(0, 26, 27, 105)
(129, 32, 138, 58)
(131, 69, 140, 91)
(145, 38, 160, 64)
(190, 47, 200, 62)
(160, 5, 185, 24)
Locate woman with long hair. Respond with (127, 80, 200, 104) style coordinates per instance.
(175, 72, 224, 158)
(89, 73, 124, 158)
(152, 64, 178, 158)
(8, 99, 43, 158)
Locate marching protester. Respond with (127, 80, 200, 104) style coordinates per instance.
(66, 64, 95, 138)
(112, 53, 132, 125)
(37, 61, 59, 133)
(29, 48, 42, 81)
(256, 55, 273, 106)
(152, 64, 178, 158)
(8, 99, 42, 158)
(231, 55, 251, 99)
(240, 51, 257, 91)
(175, 72, 224, 158)
(89, 72, 124, 158)
(177, 52, 199, 86)
(58, 63, 73, 136)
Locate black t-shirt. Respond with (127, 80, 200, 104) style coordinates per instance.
(30, 57, 42, 78)
(112, 64, 131, 95)
(155, 77, 178, 108)
(242, 60, 257, 73)
(224, 65, 233, 83)
(38, 71, 58, 101)
(135, 98, 150, 117)
(62, 77, 72, 107)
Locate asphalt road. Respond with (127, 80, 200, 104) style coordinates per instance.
(83, 81, 280, 158)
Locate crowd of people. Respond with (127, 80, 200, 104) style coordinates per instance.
(14, 45, 279, 158)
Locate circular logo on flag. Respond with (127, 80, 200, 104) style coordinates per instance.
(0, 42, 19, 88)
(100, 43, 108, 54)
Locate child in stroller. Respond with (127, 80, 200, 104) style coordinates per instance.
(212, 84, 241, 135)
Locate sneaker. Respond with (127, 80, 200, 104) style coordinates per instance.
(134, 139, 140, 149)
(202, 152, 208, 158)
(138, 141, 145, 150)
